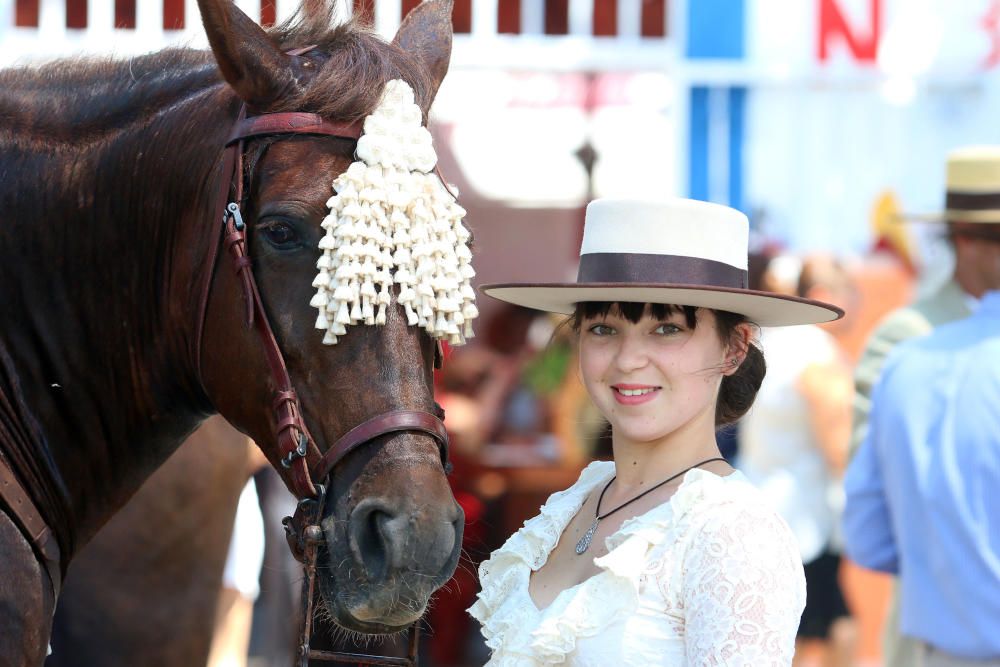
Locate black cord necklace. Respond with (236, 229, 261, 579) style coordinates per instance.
(574, 456, 727, 555)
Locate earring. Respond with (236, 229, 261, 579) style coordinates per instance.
(730, 358, 739, 366)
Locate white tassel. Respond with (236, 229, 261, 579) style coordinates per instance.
(312, 270, 330, 288)
(335, 301, 351, 325)
(310, 291, 329, 308)
(404, 304, 419, 326)
(332, 284, 354, 301)
(310, 79, 478, 346)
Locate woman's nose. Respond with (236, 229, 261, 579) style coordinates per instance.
(613, 334, 649, 372)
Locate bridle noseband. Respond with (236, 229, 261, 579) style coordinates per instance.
(194, 62, 452, 665)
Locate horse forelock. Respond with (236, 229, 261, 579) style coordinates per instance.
(267, 5, 435, 122)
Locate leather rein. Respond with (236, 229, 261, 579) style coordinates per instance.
(194, 70, 449, 665)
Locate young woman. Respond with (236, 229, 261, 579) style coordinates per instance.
(469, 198, 843, 665)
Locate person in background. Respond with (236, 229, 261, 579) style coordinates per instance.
(740, 255, 859, 666)
(851, 145, 1000, 666)
(207, 448, 267, 667)
(713, 249, 785, 463)
(843, 285, 1000, 667)
(469, 198, 843, 665)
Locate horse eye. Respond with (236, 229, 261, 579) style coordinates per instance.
(261, 221, 299, 248)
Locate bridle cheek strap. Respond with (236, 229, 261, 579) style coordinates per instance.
(192, 106, 365, 500)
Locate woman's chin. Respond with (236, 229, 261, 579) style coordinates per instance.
(608, 420, 673, 445)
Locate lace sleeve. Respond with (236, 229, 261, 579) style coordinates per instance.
(681, 504, 806, 666)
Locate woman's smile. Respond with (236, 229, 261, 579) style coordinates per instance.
(611, 383, 662, 405)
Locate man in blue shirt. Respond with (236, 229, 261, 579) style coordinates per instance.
(844, 289, 1000, 665)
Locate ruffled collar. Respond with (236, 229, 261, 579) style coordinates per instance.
(469, 461, 753, 665)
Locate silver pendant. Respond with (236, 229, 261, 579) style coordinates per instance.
(575, 518, 599, 555)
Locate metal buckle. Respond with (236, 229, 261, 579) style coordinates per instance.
(225, 202, 245, 231)
(281, 431, 309, 469)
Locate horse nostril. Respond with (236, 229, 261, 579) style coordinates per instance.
(348, 498, 464, 586)
(348, 499, 396, 583)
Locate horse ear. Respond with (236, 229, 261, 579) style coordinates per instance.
(198, 0, 295, 109)
(392, 0, 454, 104)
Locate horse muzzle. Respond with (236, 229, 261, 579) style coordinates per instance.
(319, 491, 464, 634)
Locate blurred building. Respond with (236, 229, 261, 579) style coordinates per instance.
(8, 0, 1000, 281)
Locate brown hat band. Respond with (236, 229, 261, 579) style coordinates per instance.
(945, 191, 1000, 211)
(577, 252, 748, 289)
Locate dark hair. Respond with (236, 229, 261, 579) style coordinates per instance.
(569, 302, 765, 427)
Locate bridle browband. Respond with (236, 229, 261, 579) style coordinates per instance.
(193, 53, 451, 665)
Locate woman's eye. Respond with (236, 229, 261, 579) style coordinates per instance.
(261, 221, 299, 248)
(654, 323, 682, 335)
(588, 323, 615, 336)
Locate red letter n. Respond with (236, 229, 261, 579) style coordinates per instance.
(818, 0, 882, 63)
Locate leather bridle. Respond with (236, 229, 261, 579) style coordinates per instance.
(195, 105, 450, 500)
(194, 57, 451, 665)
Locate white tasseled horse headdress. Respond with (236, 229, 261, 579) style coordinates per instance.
(310, 79, 478, 346)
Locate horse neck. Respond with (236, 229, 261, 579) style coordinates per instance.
(0, 53, 237, 550)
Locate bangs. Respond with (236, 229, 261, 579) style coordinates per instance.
(573, 302, 698, 329)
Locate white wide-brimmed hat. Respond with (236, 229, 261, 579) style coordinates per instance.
(481, 198, 843, 327)
(907, 145, 1000, 224)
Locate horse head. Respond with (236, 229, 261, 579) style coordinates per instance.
(196, 0, 466, 634)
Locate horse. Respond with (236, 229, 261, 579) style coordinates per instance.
(0, 0, 466, 663)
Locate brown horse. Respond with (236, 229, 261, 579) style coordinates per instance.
(0, 0, 464, 663)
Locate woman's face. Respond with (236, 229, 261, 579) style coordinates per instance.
(578, 306, 730, 446)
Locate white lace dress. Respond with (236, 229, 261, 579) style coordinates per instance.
(468, 461, 806, 666)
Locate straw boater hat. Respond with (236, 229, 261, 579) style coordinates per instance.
(909, 145, 1000, 224)
(481, 198, 843, 327)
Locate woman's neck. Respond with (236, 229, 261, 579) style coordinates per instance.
(609, 409, 723, 492)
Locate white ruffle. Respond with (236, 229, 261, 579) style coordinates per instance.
(468, 462, 611, 662)
(469, 463, 762, 666)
